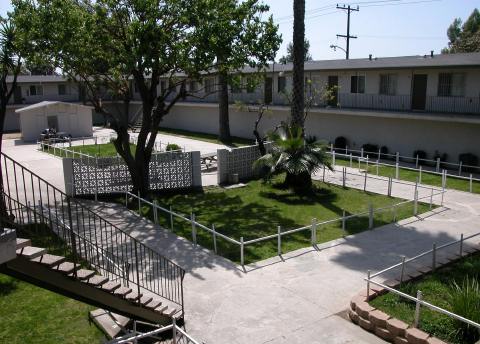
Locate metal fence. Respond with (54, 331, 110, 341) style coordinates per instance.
(364, 232, 480, 331)
(125, 167, 445, 267)
(0, 152, 186, 315)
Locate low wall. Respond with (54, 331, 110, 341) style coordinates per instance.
(161, 102, 480, 163)
(63, 151, 201, 196)
(217, 143, 272, 184)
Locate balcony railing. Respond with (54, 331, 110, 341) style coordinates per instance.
(338, 93, 412, 111)
(426, 96, 480, 114)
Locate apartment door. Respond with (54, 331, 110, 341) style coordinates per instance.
(264, 77, 273, 104)
(412, 74, 427, 110)
(328, 76, 338, 106)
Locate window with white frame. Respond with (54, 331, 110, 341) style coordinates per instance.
(278, 76, 286, 93)
(27, 85, 43, 96)
(379, 74, 397, 95)
(351, 75, 365, 94)
(204, 78, 215, 94)
(437, 73, 465, 97)
(58, 84, 70, 95)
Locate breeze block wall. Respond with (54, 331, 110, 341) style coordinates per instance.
(63, 151, 201, 196)
(217, 143, 272, 185)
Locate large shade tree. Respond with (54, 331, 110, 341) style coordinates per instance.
(290, 0, 305, 129)
(13, 0, 218, 196)
(202, 0, 281, 142)
(278, 38, 312, 64)
(443, 8, 480, 53)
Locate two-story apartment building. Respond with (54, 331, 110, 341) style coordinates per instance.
(159, 52, 480, 161)
(5, 52, 480, 161)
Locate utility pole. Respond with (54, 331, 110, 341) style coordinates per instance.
(336, 4, 359, 59)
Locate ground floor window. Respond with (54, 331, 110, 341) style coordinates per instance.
(437, 72, 465, 97)
(351, 75, 365, 94)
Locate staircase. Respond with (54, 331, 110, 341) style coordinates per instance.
(0, 152, 185, 326)
(129, 106, 143, 133)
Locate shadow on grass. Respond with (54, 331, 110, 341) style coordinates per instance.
(0, 277, 18, 296)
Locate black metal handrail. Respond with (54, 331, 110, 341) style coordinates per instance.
(0, 152, 185, 314)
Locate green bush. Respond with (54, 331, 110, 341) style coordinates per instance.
(459, 153, 479, 172)
(166, 143, 182, 151)
(450, 277, 480, 343)
(362, 143, 379, 158)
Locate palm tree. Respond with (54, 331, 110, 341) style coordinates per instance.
(254, 124, 332, 191)
(290, 0, 305, 129)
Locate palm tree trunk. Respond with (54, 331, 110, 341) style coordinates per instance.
(291, 0, 306, 129)
(218, 69, 231, 143)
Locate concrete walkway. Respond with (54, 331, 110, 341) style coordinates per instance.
(83, 169, 480, 344)
(4, 137, 480, 343)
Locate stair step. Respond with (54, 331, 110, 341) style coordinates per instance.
(145, 300, 162, 310)
(113, 286, 132, 297)
(72, 269, 96, 280)
(16, 246, 46, 259)
(126, 292, 142, 302)
(31, 254, 66, 267)
(162, 307, 178, 317)
(139, 296, 152, 306)
(155, 305, 168, 313)
(55, 262, 81, 274)
(101, 281, 121, 293)
(16, 238, 31, 250)
(87, 275, 109, 287)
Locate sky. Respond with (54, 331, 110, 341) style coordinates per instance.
(0, 0, 478, 61)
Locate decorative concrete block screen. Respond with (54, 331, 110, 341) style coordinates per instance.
(63, 151, 201, 196)
(217, 143, 272, 184)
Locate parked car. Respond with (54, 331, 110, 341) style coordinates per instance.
(39, 128, 72, 144)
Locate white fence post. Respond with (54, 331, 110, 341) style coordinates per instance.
(436, 158, 440, 172)
(172, 317, 177, 344)
(415, 154, 419, 168)
(311, 218, 317, 245)
(470, 174, 473, 193)
(414, 189, 418, 216)
(400, 255, 406, 284)
(366, 155, 369, 171)
(366, 270, 371, 300)
(458, 161, 462, 176)
(414, 290, 423, 328)
(363, 172, 367, 191)
(419, 165, 422, 184)
(361, 148, 364, 158)
(212, 224, 217, 253)
(376, 160, 379, 176)
(396, 152, 399, 165)
(322, 165, 326, 182)
(395, 163, 399, 179)
(240, 237, 244, 267)
(459, 233, 464, 257)
(137, 192, 141, 213)
(332, 150, 336, 167)
(349, 153, 353, 168)
(342, 167, 346, 187)
(277, 226, 282, 256)
(368, 204, 374, 229)
(153, 200, 158, 224)
(191, 213, 197, 247)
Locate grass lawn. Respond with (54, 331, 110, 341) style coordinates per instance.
(371, 253, 480, 344)
(129, 176, 432, 264)
(158, 127, 254, 147)
(334, 157, 480, 194)
(0, 224, 104, 343)
(43, 143, 136, 158)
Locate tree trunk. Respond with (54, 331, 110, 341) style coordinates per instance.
(291, 0, 306, 129)
(218, 69, 231, 143)
(0, 104, 12, 231)
(284, 170, 311, 191)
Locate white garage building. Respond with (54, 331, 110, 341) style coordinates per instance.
(16, 101, 93, 141)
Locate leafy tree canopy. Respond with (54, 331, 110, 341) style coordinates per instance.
(443, 8, 480, 53)
(278, 38, 312, 64)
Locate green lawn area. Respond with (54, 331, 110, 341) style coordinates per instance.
(129, 176, 432, 264)
(42, 143, 135, 158)
(158, 127, 254, 147)
(334, 157, 480, 194)
(0, 224, 104, 343)
(371, 253, 480, 344)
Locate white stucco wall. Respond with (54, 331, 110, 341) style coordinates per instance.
(161, 102, 480, 162)
(18, 103, 93, 141)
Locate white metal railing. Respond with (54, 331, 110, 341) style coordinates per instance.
(109, 318, 202, 344)
(126, 168, 446, 267)
(364, 231, 480, 330)
(328, 147, 480, 193)
(328, 145, 480, 175)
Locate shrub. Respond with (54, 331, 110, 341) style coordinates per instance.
(334, 136, 348, 152)
(361, 143, 379, 158)
(433, 150, 449, 168)
(413, 150, 427, 160)
(450, 277, 480, 343)
(459, 153, 479, 168)
(166, 143, 182, 151)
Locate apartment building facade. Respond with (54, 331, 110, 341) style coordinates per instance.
(5, 52, 480, 160)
